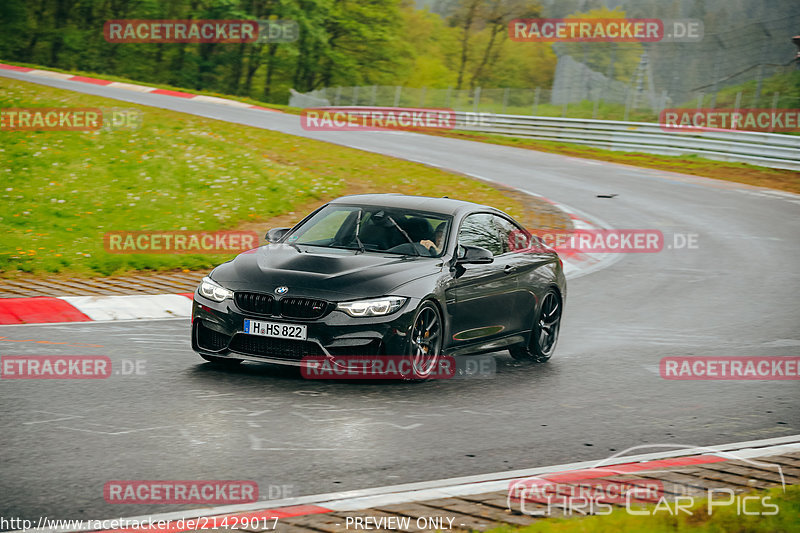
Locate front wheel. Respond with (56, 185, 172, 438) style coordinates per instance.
(199, 353, 243, 366)
(405, 300, 444, 379)
(510, 289, 562, 363)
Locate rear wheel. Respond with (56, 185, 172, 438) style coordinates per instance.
(406, 301, 443, 379)
(199, 353, 243, 366)
(510, 289, 562, 363)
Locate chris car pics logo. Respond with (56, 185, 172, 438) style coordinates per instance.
(507, 444, 786, 517)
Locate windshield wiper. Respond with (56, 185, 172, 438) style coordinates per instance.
(353, 209, 366, 253)
(387, 215, 420, 256)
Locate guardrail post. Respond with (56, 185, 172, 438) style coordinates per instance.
(393, 86, 401, 107)
(473, 87, 481, 113)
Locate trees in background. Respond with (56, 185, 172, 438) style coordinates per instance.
(0, 0, 557, 103)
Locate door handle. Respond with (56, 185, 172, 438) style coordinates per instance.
(504, 265, 516, 274)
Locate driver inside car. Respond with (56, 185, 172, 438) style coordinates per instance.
(420, 222, 446, 255)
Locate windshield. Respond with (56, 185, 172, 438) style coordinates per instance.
(286, 205, 451, 257)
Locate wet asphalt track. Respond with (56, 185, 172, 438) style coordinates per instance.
(1, 70, 798, 523)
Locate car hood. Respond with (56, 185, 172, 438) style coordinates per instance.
(210, 244, 442, 299)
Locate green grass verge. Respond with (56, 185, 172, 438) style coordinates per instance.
(491, 485, 799, 533)
(1, 77, 562, 277)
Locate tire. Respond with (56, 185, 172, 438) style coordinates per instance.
(405, 300, 444, 379)
(199, 353, 243, 366)
(510, 289, 562, 363)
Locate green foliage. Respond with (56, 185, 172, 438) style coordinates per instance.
(445, 0, 548, 90)
(556, 6, 644, 83)
(0, 0, 557, 104)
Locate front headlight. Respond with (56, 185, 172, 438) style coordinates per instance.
(337, 297, 407, 317)
(199, 277, 233, 302)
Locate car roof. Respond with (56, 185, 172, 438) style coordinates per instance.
(328, 193, 500, 217)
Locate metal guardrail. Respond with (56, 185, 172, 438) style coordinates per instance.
(452, 112, 800, 171)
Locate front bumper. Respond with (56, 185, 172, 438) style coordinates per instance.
(191, 290, 419, 366)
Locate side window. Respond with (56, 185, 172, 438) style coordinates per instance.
(458, 213, 503, 256)
(492, 215, 528, 253)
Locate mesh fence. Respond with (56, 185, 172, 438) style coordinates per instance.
(291, 13, 800, 123)
(291, 73, 796, 123)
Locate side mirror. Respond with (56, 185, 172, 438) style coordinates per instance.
(266, 227, 290, 243)
(456, 244, 494, 264)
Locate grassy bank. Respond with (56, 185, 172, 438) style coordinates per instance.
(0, 77, 567, 277)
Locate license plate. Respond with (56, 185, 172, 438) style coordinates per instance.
(244, 319, 307, 340)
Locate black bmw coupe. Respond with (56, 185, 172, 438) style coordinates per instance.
(191, 194, 566, 377)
